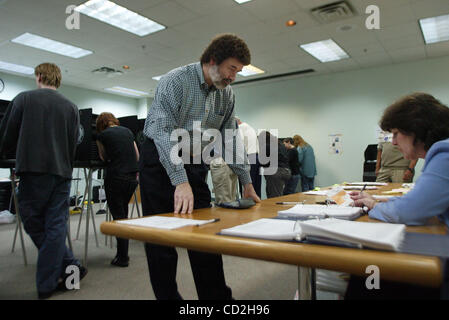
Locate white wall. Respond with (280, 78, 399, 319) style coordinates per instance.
(137, 97, 153, 119)
(233, 55, 449, 188)
(0, 71, 139, 116)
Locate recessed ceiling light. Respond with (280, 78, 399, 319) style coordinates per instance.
(75, 0, 166, 37)
(11, 33, 93, 58)
(0, 60, 35, 75)
(419, 13, 449, 44)
(286, 20, 296, 27)
(238, 64, 265, 77)
(122, 65, 130, 70)
(234, 0, 252, 4)
(104, 86, 149, 97)
(299, 39, 349, 63)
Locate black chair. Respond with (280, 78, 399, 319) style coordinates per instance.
(363, 144, 378, 182)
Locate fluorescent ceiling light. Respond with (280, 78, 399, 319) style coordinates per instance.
(0, 61, 35, 75)
(300, 39, 349, 63)
(238, 64, 265, 77)
(419, 14, 449, 44)
(75, 0, 166, 37)
(234, 0, 252, 4)
(11, 33, 92, 59)
(104, 86, 149, 97)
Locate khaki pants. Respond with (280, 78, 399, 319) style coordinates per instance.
(210, 160, 238, 204)
(376, 167, 412, 183)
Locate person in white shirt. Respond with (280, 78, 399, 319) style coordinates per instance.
(236, 117, 261, 197)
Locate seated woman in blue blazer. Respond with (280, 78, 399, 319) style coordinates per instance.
(346, 92, 449, 299)
(351, 92, 449, 227)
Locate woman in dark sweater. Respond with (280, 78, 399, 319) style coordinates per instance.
(96, 112, 139, 267)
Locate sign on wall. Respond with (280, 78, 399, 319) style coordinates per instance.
(329, 134, 343, 154)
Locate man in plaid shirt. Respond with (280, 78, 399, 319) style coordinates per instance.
(139, 34, 260, 300)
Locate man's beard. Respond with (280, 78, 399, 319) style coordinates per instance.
(209, 65, 231, 89)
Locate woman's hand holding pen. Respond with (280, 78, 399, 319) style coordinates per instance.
(349, 191, 377, 210)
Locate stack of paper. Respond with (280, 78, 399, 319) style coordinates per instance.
(299, 218, 405, 251)
(303, 190, 329, 196)
(373, 195, 396, 201)
(220, 218, 298, 241)
(341, 185, 379, 190)
(278, 204, 362, 220)
(220, 218, 405, 251)
(117, 216, 217, 229)
(345, 182, 388, 186)
(382, 188, 410, 194)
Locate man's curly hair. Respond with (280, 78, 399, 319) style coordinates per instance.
(200, 34, 251, 66)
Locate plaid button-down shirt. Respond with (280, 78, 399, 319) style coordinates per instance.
(143, 62, 251, 186)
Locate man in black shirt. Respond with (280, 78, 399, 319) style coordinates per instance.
(258, 131, 291, 198)
(283, 137, 301, 195)
(0, 63, 85, 299)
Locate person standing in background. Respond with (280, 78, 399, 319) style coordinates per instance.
(0, 63, 85, 299)
(96, 112, 139, 267)
(236, 117, 261, 198)
(376, 138, 417, 183)
(293, 135, 317, 192)
(259, 131, 291, 198)
(283, 137, 300, 195)
(210, 156, 238, 204)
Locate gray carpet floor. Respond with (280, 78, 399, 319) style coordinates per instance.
(0, 204, 341, 300)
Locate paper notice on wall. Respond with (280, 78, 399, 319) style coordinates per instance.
(377, 127, 392, 143)
(329, 134, 342, 155)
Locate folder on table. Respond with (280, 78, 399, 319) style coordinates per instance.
(220, 218, 406, 252)
(278, 204, 362, 220)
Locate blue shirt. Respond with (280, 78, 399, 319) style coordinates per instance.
(297, 144, 317, 178)
(143, 62, 250, 186)
(369, 138, 449, 227)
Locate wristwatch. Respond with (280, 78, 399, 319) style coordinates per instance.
(406, 167, 415, 174)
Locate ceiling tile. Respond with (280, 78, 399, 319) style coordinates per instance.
(0, 0, 448, 98)
(389, 46, 426, 63)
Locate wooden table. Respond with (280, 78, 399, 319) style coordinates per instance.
(100, 183, 447, 294)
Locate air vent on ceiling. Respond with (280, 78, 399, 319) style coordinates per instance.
(311, 1, 356, 24)
(92, 66, 123, 77)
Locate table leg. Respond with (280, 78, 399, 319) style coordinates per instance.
(298, 266, 316, 300)
(10, 174, 27, 266)
(83, 168, 92, 267)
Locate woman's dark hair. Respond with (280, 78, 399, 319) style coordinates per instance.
(96, 112, 120, 133)
(200, 34, 251, 66)
(380, 92, 449, 151)
(283, 137, 294, 144)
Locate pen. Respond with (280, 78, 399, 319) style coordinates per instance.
(196, 218, 220, 226)
(276, 202, 303, 205)
(361, 184, 367, 194)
